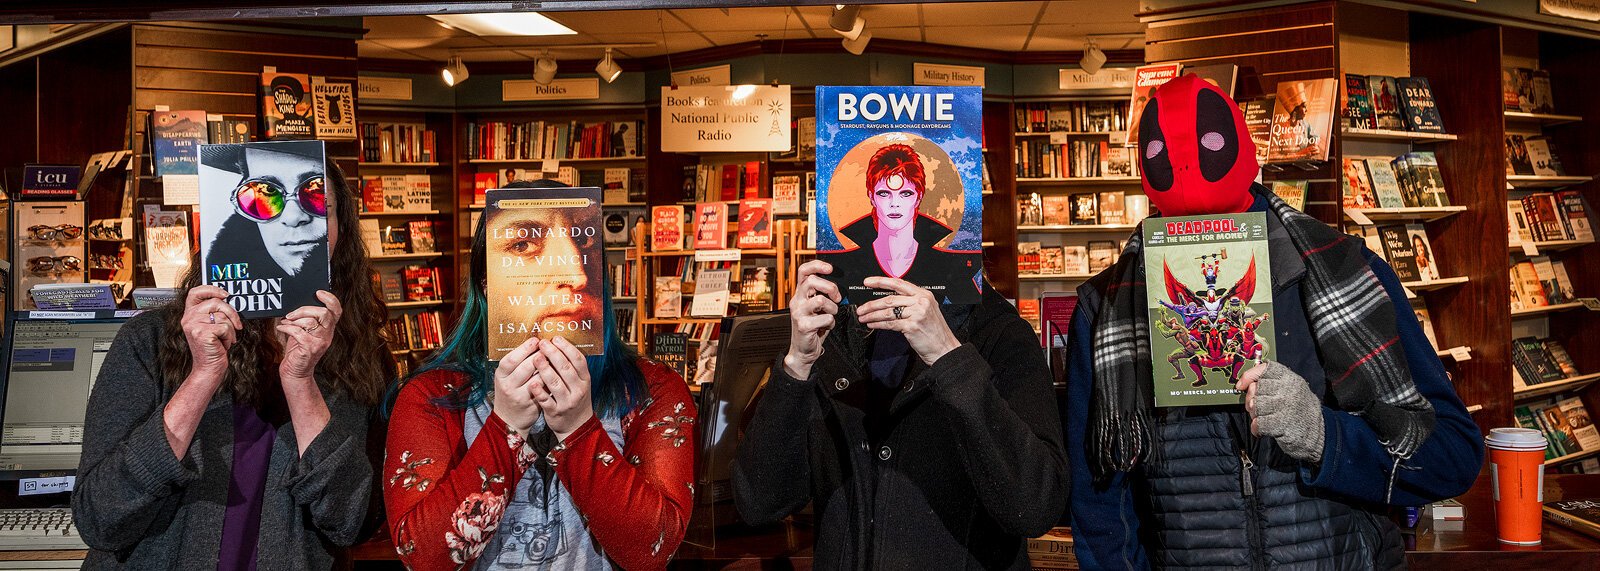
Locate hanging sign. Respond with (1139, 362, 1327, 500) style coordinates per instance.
(661, 85, 792, 152)
(671, 64, 732, 87)
(914, 63, 986, 87)
(1060, 67, 1138, 91)
(504, 78, 601, 101)
(357, 76, 414, 101)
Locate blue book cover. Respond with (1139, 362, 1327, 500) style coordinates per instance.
(814, 85, 985, 305)
(151, 110, 207, 177)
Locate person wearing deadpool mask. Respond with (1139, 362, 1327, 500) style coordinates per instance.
(1062, 75, 1483, 569)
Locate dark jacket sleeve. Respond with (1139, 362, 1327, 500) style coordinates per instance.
(71, 314, 200, 552)
(1299, 251, 1485, 505)
(283, 391, 374, 547)
(731, 361, 821, 525)
(928, 311, 1069, 537)
(1064, 302, 1150, 570)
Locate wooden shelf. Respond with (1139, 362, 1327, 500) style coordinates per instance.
(1340, 128, 1458, 142)
(1436, 346, 1472, 361)
(1401, 276, 1469, 291)
(642, 249, 779, 257)
(1504, 111, 1583, 126)
(1016, 176, 1141, 185)
(1018, 273, 1097, 281)
(1514, 372, 1600, 400)
(1507, 174, 1592, 189)
(359, 210, 441, 217)
(371, 252, 445, 261)
(386, 300, 445, 309)
(1342, 206, 1466, 224)
(603, 202, 648, 207)
(1511, 301, 1585, 318)
(1509, 239, 1595, 253)
(1547, 446, 1600, 466)
(641, 317, 721, 325)
(467, 156, 644, 164)
(1018, 224, 1137, 233)
(358, 162, 440, 168)
(1014, 131, 1122, 137)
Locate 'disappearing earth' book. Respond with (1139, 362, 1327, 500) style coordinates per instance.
(198, 141, 329, 319)
(484, 186, 606, 359)
(1143, 212, 1276, 407)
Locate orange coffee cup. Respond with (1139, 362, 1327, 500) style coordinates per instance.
(1485, 427, 1548, 545)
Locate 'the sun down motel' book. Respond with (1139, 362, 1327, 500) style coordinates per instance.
(1143, 212, 1275, 407)
(485, 186, 606, 360)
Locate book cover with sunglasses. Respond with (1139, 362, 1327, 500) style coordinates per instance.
(198, 140, 330, 319)
(484, 186, 606, 360)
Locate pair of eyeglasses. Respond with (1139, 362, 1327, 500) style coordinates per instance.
(27, 256, 82, 274)
(231, 176, 327, 222)
(91, 253, 125, 270)
(27, 225, 84, 241)
(88, 221, 125, 240)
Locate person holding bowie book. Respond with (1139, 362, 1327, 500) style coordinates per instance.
(1063, 75, 1483, 568)
(72, 141, 392, 568)
(733, 86, 1068, 569)
(382, 179, 694, 570)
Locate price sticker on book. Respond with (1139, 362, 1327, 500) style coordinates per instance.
(1449, 347, 1472, 361)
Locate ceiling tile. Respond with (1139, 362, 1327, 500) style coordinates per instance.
(357, 41, 421, 60)
(869, 26, 925, 43)
(1040, 0, 1142, 24)
(921, 24, 1033, 51)
(362, 15, 464, 40)
(543, 10, 691, 34)
(855, 4, 922, 28)
(922, 2, 1043, 26)
(1030, 22, 1145, 50)
(669, 7, 810, 32)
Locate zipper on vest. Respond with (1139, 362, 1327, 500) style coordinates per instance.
(1238, 449, 1255, 496)
(1239, 447, 1266, 571)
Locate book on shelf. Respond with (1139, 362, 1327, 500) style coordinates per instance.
(609, 260, 635, 297)
(693, 202, 729, 249)
(1341, 157, 1378, 209)
(1017, 242, 1041, 275)
(1543, 403, 1585, 453)
(385, 310, 445, 352)
(198, 140, 328, 319)
(654, 276, 682, 318)
(739, 265, 775, 314)
(602, 208, 642, 247)
(742, 160, 762, 198)
(1126, 63, 1183, 142)
(1367, 75, 1404, 131)
(1017, 299, 1041, 328)
(614, 307, 637, 345)
(1363, 158, 1407, 209)
(1240, 96, 1275, 167)
(1098, 192, 1127, 225)
(1413, 304, 1439, 349)
(1533, 256, 1563, 304)
(652, 206, 684, 251)
(1126, 195, 1151, 222)
(407, 221, 436, 253)
(1041, 195, 1070, 225)
(360, 122, 435, 163)
(649, 332, 690, 381)
(1018, 193, 1043, 226)
(690, 269, 731, 317)
(1266, 78, 1337, 163)
(1040, 293, 1078, 352)
(1545, 497, 1600, 539)
(1512, 261, 1550, 308)
(1513, 336, 1566, 386)
(1546, 338, 1580, 377)
(1507, 200, 1534, 244)
(1103, 145, 1136, 177)
(736, 198, 774, 248)
(310, 77, 356, 141)
(1523, 192, 1568, 242)
(1530, 69, 1556, 114)
(1515, 405, 1560, 459)
(1396, 77, 1444, 133)
(772, 174, 802, 215)
(379, 271, 403, 302)
(1523, 138, 1564, 177)
(261, 71, 314, 140)
(402, 264, 442, 302)
(1087, 240, 1117, 273)
(1406, 224, 1441, 281)
(150, 110, 207, 177)
(359, 219, 382, 257)
(1039, 246, 1065, 276)
(1503, 67, 1531, 112)
(381, 224, 409, 255)
(1069, 193, 1098, 225)
(472, 172, 496, 207)
(464, 119, 643, 161)
(1016, 100, 1132, 133)
(483, 186, 605, 359)
(1342, 73, 1375, 129)
(1394, 152, 1449, 207)
(1271, 180, 1308, 211)
(603, 168, 631, 203)
(1064, 246, 1089, 275)
(1027, 527, 1077, 570)
(797, 116, 817, 160)
(1506, 135, 1535, 176)
(206, 114, 255, 144)
(1551, 260, 1577, 303)
(1185, 63, 1239, 97)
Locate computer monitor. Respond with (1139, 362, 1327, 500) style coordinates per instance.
(694, 312, 790, 507)
(0, 316, 127, 473)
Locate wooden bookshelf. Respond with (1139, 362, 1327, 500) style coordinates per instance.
(1018, 273, 1098, 281)
(383, 300, 445, 309)
(1547, 446, 1600, 467)
(360, 210, 442, 217)
(1503, 111, 1583, 126)
(466, 156, 645, 164)
(1342, 206, 1466, 223)
(1512, 302, 1585, 318)
(1402, 276, 1470, 292)
(1508, 239, 1596, 253)
(1339, 128, 1459, 143)
(359, 162, 441, 168)
(371, 252, 445, 261)
(1507, 174, 1593, 189)
(1514, 372, 1600, 400)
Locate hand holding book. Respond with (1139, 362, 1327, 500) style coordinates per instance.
(275, 290, 342, 383)
(494, 337, 548, 437)
(527, 336, 595, 442)
(857, 276, 962, 366)
(783, 260, 841, 380)
(182, 285, 244, 383)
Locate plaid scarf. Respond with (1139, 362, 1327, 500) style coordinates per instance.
(1087, 187, 1435, 479)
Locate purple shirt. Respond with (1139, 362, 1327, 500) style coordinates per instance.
(217, 401, 276, 570)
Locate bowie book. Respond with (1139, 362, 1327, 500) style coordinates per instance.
(484, 186, 606, 360)
(814, 85, 985, 305)
(1143, 212, 1276, 407)
(198, 140, 330, 319)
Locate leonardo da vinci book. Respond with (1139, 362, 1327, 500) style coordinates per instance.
(485, 186, 606, 359)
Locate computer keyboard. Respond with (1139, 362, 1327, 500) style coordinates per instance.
(0, 508, 87, 551)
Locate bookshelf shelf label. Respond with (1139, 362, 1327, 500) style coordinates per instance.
(914, 62, 986, 87)
(671, 64, 731, 87)
(1582, 297, 1600, 311)
(357, 76, 413, 101)
(660, 85, 792, 152)
(1059, 68, 1136, 91)
(503, 78, 600, 102)
(694, 249, 742, 262)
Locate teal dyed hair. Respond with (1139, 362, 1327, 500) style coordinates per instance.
(384, 179, 645, 418)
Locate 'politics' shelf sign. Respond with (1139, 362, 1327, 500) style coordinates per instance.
(661, 85, 792, 153)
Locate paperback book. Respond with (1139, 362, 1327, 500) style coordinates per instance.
(695, 202, 729, 249)
(1343, 73, 1375, 129)
(652, 205, 684, 251)
(150, 110, 208, 177)
(483, 186, 606, 359)
(1271, 180, 1307, 211)
(1397, 77, 1444, 133)
(654, 276, 682, 318)
(1368, 75, 1405, 131)
(650, 332, 690, 381)
(1143, 212, 1275, 406)
(198, 140, 329, 319)
(260, 71, 314, 139)
(815, 85, 984, 304)
(1378, 224, 1421, 282)
(310, 77, 357, 140)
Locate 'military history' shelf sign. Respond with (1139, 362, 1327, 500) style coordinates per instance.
(661, 85, 791, 152)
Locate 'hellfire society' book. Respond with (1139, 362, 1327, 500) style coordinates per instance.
(485, 186, 606, 360)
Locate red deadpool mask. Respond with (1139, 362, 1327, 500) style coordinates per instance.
(1138, 74, 1258, 216)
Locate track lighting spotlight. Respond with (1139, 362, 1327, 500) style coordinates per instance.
(1080, 40, 1107, 75)
(442, 55, 469, 86)
(534, 50, 558, 85)
(842, 29, 872, 55)
(595, 47, 622, 83)
(830, 5, 866, 42)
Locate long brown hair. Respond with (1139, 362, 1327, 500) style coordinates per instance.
(159, 159, 392, 407)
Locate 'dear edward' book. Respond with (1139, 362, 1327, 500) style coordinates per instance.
(484, 186, 606, 360)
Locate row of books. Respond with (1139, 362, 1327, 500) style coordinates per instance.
(1508, 192, 1594, 244)
(1515, 396, 1600, 460)
(1014, 101, 1131, 133)
(468, 167, 647, 206)
(615, 307, 638, 346)
(1017, 241, 1121, 277)
(148, 110, 254, 177)
(685, 161, 766, 203)
(463, 120, 643, 161)
(1509, 256, 1578, 310)
(1512, 336, 1581, 387)
(1013, 139, 1136, 179)
(1341, 153, 1451, 210)
(374, 264, 443, 303)
(360, 122, 436, 164)
(651, 264, 776, 319)
(1349, 223, 1442, 282)
(1506, 135, 1571, 177)
(360, 175, 434, 212)
(1018, 192, 1151, 226)
(609, 261, 637, 298)
(360, 220, 437, 256)
(1504, 67, 1558, 114)
(650, 200, 777, 251)
(1342, 74, 1445, 132)
(386, 310, 445, 353)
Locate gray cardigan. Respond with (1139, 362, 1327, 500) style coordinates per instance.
(70, 311, 373, 569)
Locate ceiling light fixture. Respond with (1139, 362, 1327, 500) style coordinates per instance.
(830, 5, 866, 42)
(442, 55, 469, 86)
(428, 12, 577, 37)
(595, 47, 622, 83)
(1080, 39, 1107, 75)
(842, 29, 873, 55)
(534, 50, 558, 86)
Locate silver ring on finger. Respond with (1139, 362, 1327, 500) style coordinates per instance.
(208, 312, 217, 324)
(893, 306, 905, 320)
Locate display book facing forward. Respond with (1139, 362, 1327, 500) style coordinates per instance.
(1143, 212, 1275, 407)
(1515, 395, 1600, 460)
(483, 186, 606, 360)
(198, 140, 331, 319)
(1341, 153, 1450, 210)
(1342, 73, 1445, 133)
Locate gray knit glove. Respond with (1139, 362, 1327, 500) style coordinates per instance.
(1251, 361, 1326, 463)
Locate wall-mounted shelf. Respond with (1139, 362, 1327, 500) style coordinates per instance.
(1343, 206, 1467, 224)
(1506, 174, 1592, 189)
(1511, 302, 1585, 318)
(1504, 111, 1583, 126)
(1514, 372, 1600, 400)
(1340, 128, 1459, 143)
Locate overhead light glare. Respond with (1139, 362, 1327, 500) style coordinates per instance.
(428, 12, 577, 37)
(595, 47, 622, 83)
(442, 55, 469, 86)
(534, 50, 558, 85)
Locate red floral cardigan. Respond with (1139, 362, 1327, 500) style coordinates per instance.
(383, 360, 696, 570)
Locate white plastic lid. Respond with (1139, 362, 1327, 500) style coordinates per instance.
(1485, 427, 1548, 451)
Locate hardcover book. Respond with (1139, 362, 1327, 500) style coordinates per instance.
(407, 221, 436, 253)
(650, 332, 690, 381)
(737, 198, 774, 248)
(1401, 152, 1450, 207)
(1041, 195, 1071, 226)
(483, 186, 606, 359)
(1143, 212, 1275, 406)
(694, 202, 728, 250)
(309, 77, 357, 140)
(739, 265, 775, 314)
(1508, 200, 1534, 244)
(773, 174, 802, 215)
(1545, 498, 1600, 540)
(207, 114, 255, 144)
(1240, 96, 1275, 167)
(1271, 180, 1307, 211)
(1069, 193, 1099, 225)
(1364, 158, 1407, 209)
(654, 276, 682, 318)
(689, 269, 731, 317)
(260, 71, 314, 139)
(1504, 67, 1533, 112)
(151, 110, 208, 177)
(1019, 194, 1044, 226)
(198, 140, 329, 319)
(602, 210, 637, 246)
(603, 168, 631, 204)
(815, 85, 985, 304)
(652, 205, 684, 251)
(1343, 73, 1375, 129)
(1126, 63, 1183, 142)
(1341, 157, 1377, 209)
(1560, 397, 1600, 451)
(1367, 75, 1405, 131)
(1039, 246, 1065, 276)
(1087, 240, 1117, 273)
(1414, 305, 1439, 349)
(1396, 77, 1445, 133)
(1063, 246, 1089, 275)
(1098, 191, 1127, 225)
(1406, 224, 1440, 281)
(1378, 224, 1421, 282)
(1507, 135, 1535, 175)
(1552, 259, 1578, 302)
(380, 224, 409, 254)
(1266, 78, 1337, 163)
(1524, 138, 1561, 177)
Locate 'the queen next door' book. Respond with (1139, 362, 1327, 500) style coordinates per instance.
(485, 186, 607, 360)
(197, 140, 331, 319)
(1143, 212, 1276, 407)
